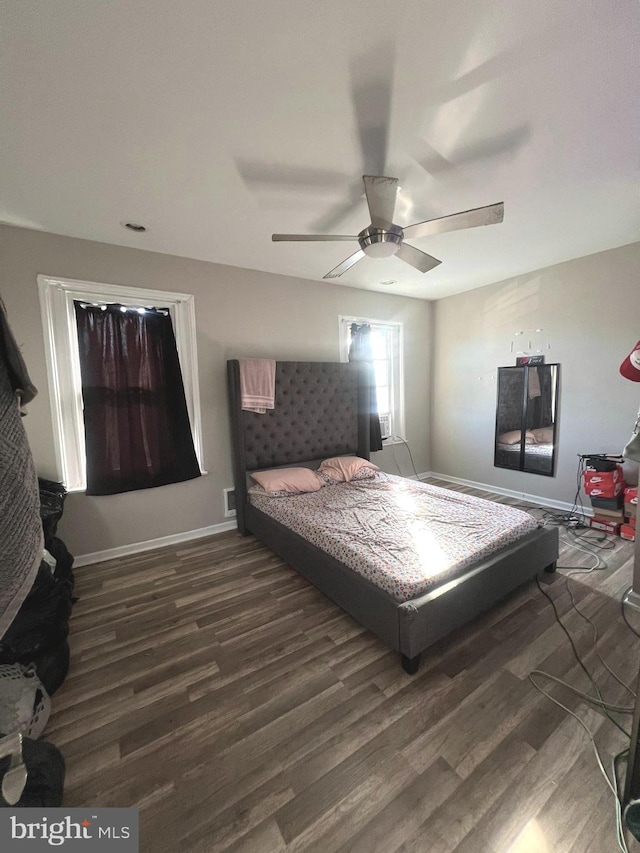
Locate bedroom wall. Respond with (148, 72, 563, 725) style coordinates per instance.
(431, 241, 640, 506)
(0, 224, 432, 559)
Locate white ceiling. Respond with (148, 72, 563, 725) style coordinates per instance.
(1, 1, 638, 300)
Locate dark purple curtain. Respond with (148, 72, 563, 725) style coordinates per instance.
(74, 302, 201, 496)
(348, 323, 383, 452)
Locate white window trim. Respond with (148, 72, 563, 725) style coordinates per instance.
(338, 315, 405, 445)
(37, 275, 206, 492)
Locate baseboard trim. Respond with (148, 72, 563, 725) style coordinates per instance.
(424, 471, 588, 516)
(75, 476, 585, 567)
(74, 520, 238, 567)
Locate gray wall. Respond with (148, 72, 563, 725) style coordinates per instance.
(0, 224, 432, 558)
(431, 242, 640, 504)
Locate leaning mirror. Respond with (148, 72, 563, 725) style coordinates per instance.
(494, 364, 560, 476)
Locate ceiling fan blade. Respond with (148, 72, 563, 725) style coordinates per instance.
(411, 128, 529, 178)
(350, 41, 395, 175)
(323, 250, 366, 279)
(236, 159, 348, 190)
(396, 243, 442, 274)
(311, 177, 366, 233)
(403, 202, 504, 240)
(363, 175, 399, 229)
(272, 234, 357, 242)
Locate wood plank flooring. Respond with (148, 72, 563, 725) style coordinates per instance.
(45, 479, 640, 852)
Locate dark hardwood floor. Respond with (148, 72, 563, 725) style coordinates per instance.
(45, 479, 640, 852)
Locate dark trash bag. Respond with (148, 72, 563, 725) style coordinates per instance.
(0, 738, 65, 808)
(31, 641, 70, 697)
(0, 565, 72, 665)
(38, 479, 67, 545)
(47, 536, 76, 596)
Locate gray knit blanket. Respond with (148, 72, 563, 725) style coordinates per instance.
(0, 330, 42, 641)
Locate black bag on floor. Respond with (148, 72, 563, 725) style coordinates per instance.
(31, 641, 70, 697)
(0, 737, 65, 808)
(0, 565, 72, 665)
(48, 536, 75, 595)
(38, 478, 67, 545)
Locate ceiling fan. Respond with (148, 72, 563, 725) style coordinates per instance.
(272, 175, 504, 279)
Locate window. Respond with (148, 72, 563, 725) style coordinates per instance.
(339, 316, 404, 442)
(38, 275, 205, 492)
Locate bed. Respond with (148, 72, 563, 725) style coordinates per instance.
(227, 359, 559, 673)
(495, 435, 555, 475)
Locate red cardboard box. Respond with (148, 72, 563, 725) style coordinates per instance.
(583, 466, 623, 486)
(588, 517, 620, 535)
(630, 515, 637, 529)
(621, 523, 636, 541)
(585, 480, 624, 498)
(625, 486, 638, 503)
(583, 466, 624, 497)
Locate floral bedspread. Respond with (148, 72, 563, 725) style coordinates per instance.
(249, 473, 538, 602)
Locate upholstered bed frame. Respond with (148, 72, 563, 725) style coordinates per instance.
(227, 359, 559, 673)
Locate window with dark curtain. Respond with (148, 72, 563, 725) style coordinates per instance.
(74, 302, 201, 496)
(348, 322, 383, 452)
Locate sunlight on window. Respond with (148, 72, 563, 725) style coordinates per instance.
(507, 819, 550, 853)
(370, 328, 389, 360)
(339, 315, 404, 442)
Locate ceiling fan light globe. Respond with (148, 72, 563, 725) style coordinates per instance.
(358, 225, 403, 259)
(363, 241, 400, 258)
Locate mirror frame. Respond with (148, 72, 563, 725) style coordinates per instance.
(494, 363, 560, 477)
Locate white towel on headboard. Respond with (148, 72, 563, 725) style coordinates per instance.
(239, 358, 276, 413)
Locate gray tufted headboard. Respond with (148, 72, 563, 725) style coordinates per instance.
(227, 360, 370, 534)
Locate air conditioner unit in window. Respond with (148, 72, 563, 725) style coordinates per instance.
(378, 413, 392, 440)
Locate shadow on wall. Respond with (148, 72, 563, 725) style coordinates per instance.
(482, 272, 543, 333)
(58, 493, 113, 555)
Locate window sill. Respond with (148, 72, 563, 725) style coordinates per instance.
(381, 436, 406, 447)
(64, 469, 209, 494)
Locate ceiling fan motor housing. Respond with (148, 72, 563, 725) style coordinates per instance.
(358, 224, 404, 258)
(272, 175, 503, 277)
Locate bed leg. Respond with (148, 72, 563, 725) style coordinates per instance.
(544, 561, 557, 574)
(401, 654, 421, 675)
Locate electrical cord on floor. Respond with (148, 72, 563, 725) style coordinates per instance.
(559, 543, 609, 572)
(541, 454, 590, 528)
(536, 454, 622, 531)
(552, 526, 637, 847)
(568, 527, 617, 551)
(534, 577, 632, 736)
(615, 750, 632, 852)
(531, 577, 635, 852)
(572, 455, 589, 524)
(563, 574, 636, 698)
(528, 671, 634, 715)
(528, 673, 630, 852)
(535, 507, 585, 530)
(529, 504, 618, 571)
(532, 508, 616, 553)
(622, 586, 640, 640)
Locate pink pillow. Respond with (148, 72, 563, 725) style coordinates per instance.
(531, 426, 554, 444)
(250, 467, 323, 494)
(319, 456, 379, 483)
(498, 430, 536, 445)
